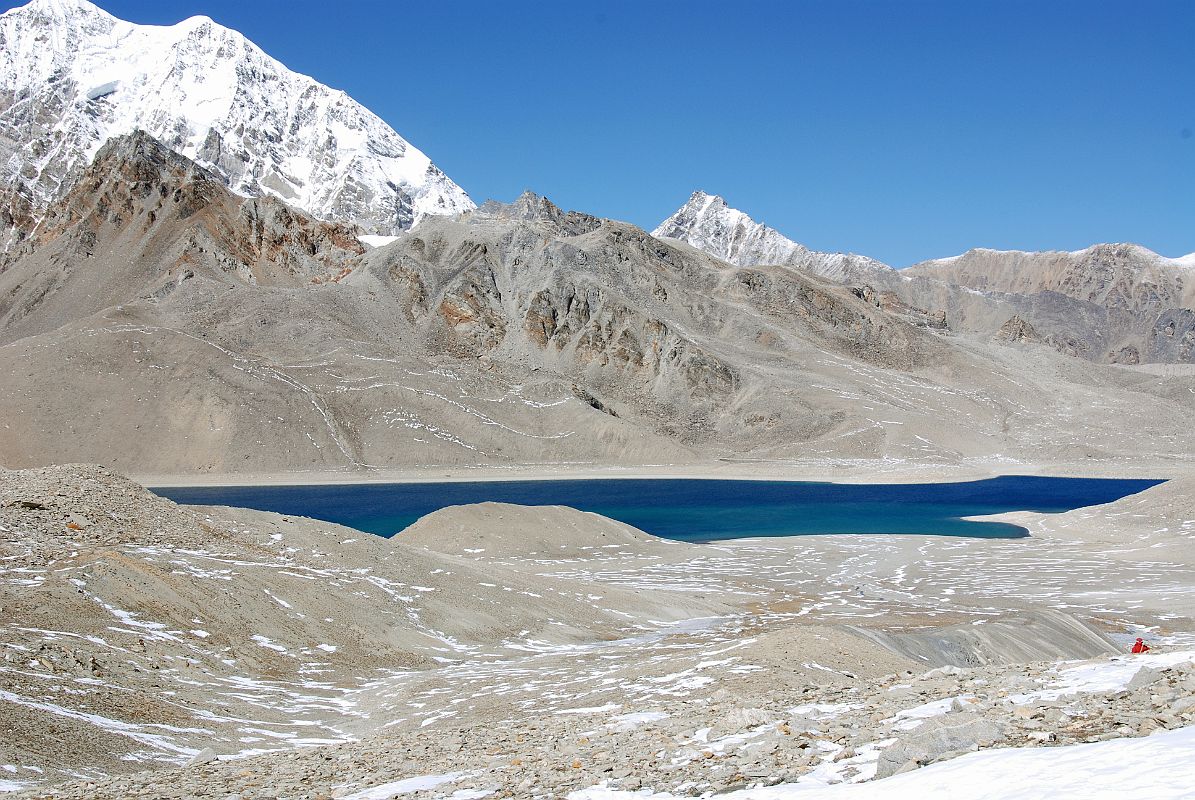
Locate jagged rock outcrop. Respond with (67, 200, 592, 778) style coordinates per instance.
(354, 193, 750, 437)
(851, 284, 949, 330)
(0, 184, 35, 257)
(0, 0, 473, 235)
(995, 315, 1042, 344)
(723, 268, 939, 369)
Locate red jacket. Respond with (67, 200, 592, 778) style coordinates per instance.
(1131, 639, 1150, 654)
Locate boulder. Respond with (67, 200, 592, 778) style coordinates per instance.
(1126, 667, 1165, 692)
(708, 707, 774, 739)
(186, 747, 218, 767)
(875, 714, 1007, 779)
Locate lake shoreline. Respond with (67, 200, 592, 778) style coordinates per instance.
(150, 475, 1163, 542)
(133, 458, 1187, 489)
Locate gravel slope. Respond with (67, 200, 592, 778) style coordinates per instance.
(2, 466, 1193, 797)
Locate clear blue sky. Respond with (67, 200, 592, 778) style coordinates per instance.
(10, 0, 1194, 265)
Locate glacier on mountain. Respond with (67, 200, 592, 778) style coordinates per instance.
(0, 0, 474, 235)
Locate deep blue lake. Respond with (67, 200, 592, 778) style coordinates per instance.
(150, 476, 1163, 542)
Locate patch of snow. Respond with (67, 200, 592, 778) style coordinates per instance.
(0, 688, 200, 758)
(1011, 650, 1195, 703)
(554, 703, 622, 715)
(789, 702, 867, 720)
(887, 696, 973, 731)
(607, 711, 668, 732)
(359, 235, 400, 249)
(250, 634, 287, 653)
(339, 772, 463, 800)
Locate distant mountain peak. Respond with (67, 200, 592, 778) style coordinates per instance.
(684, 189, 728, 210)
(0, 0, 474, 235)
(17, 0, 108, 16)
(654, 191, 893, 284)
(653, 191, 796, 262)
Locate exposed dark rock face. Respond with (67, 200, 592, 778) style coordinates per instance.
(1109, 345, 1141, 365)
(909, 245, 1195, 364)
(1149, 309, 1195, 363)
(851, 285, 948, 330)
(571, 385, 617, 417)
(0, 184, 36, 260)
(995, 315, 1042, 344)
(729, 270, 939, 370)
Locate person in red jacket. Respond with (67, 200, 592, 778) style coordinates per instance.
(1131, 638, 1150, 654)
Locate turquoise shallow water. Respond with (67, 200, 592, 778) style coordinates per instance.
(151, 475, 1164, 542)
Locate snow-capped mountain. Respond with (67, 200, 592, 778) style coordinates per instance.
(0, 0, 474, 235)
(653, 191, 894, 284)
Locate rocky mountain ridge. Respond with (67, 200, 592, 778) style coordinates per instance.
(0, 0, 473, 237)
(0, 131, 364, 345)
(1, 133, 1194, 475)
(909, 244, 1195, 363)
(657, 192, 1195, 365)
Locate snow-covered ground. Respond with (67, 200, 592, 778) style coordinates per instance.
(1012, 649, 1195, 703)
(570, 725, 1195, 799)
